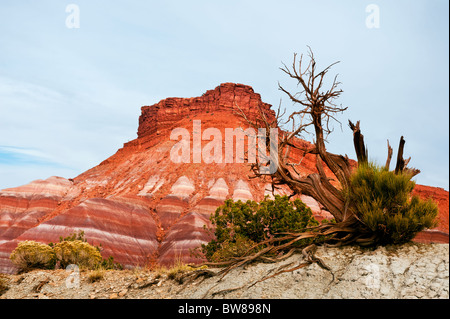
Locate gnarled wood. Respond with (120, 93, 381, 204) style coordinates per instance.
(349, 120, 368, 164)
(385, 140, 393, 170)
(231, 49, 422, 268)
(395, 136, 420, 177)
(204, 49, 427, 283)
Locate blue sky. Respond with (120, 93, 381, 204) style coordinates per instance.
(0, 0, 448, 190)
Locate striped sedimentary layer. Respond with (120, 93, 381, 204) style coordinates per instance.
(14, 198, 159, 268)
(0, 177, 76, 273)
(157, 177, 230, 265)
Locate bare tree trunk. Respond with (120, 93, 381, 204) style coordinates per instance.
(210, 49, 426, 277)
(238, 48, 419, 235)
(394, 136, 420, 177)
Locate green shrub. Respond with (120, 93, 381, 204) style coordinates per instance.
(48, 230, 88, 248)
(53, 240, 102, 269)
(209, 234, 259, 263)
(201, 195, 320, 262)
(100, 256, 123, 270)
(9, 241, 56, 272)
(346, 162, 438, 245)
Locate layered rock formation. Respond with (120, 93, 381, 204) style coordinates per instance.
(137, 83, 275, 141)
(0, 83, 448, 274)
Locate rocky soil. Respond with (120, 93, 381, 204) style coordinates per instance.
(1, 243, 448, 299)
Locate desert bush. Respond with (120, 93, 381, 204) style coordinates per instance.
(100, 255, 123, 270)
(48, 230, 90, 248)
(209, 234, 259, 263)
(50, 230, 122, 270)
(10, 230, 122, 272)
(346, 162, 438, 245)
(53, 240, 102, 269)
(9, 241, 56, 272)
(201, 195, 320, 262)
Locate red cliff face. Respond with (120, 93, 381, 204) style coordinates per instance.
(412, 184, 449, 243)
(0, 83, 448, 274)
(137, 83, 276, 142)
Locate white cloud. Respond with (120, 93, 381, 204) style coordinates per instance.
(0, 75, 153, 189)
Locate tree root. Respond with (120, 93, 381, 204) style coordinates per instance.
(174, 269, 217, 294)
(187, 222, 374, 298)
(32, 278, 50, 293)
(176, 269, 216, 285)
(193, 243, 337, 298)
(248, 244, 334, 287)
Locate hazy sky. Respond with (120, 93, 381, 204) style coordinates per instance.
(0, 1, 448, 190)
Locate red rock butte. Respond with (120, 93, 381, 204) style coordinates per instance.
(0, 83, 448, 274)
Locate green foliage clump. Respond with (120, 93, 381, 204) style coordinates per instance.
(100, 256, 124, 270)
(201, 195, 320, 262)
(209, 234, 259, 263)
(9, 241, 56, 272)
(346, 163, 438, 245)
(60, 230, 89, 243)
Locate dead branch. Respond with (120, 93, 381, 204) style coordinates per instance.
(348, 120, 368, 164)
(394, 136, 420, 177)
(385, 139, 393, 170)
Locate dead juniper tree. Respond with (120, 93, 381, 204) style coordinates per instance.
(195, 48, 434, 278)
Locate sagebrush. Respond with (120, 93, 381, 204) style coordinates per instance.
(10, 230, 122, 272)
(9, 241, 56, 272)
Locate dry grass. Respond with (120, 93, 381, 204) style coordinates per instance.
(87, 268, 105, 283)
(151, 256, 208, 283)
